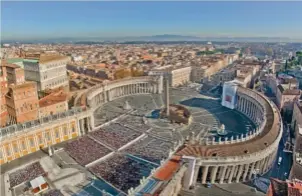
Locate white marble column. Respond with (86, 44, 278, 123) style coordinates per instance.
(236, 165, 244, 182)
(242, 164, 249, 181)
(219, 166, 228, 184)
(233, 165, 238, 179)
(192, 166, 200, 187)
(263, 156, 270, 173)
(228, 166, 235, 183)
(202, 166, 209, 184)
(259, 158, 266, 173)
(244, 99, 248, 114)
(248, 162, 256, 180)
(225, 166, 231, 181)
(211, 166, 218, 183)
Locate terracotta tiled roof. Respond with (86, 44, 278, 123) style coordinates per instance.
(3, 63, 20, 69)
(39, 55, 69, 64)
(153, 156, 181, 181)
(9, 81, 36, 90)
(270, 178, 288, 196)
(39, 90, 67, 108)
(283, 89, 301, 96)
(269, 178, 302, 196)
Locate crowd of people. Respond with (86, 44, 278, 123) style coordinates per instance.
(119, 115, 150, 132)
(9, 162, 45, 187)
(89, 154, 154, 193)
(65, 136, 112, 165)
(90, 123, 142, 149)
(43, 189, 63, 196)
(124, 137, 173, 164)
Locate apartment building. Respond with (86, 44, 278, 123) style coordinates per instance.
(266, 74, 279, 95)
(267, 74, 299, 96)
(191, 54, 236, 83)
(23, 54, 69, 91)
(4, 63, 25, 85)
(276, 85, 301, 112)
(234, 72, 253, 88)
(278, 77, 299, 90)
(67, 64, 114, 80)
(5, 81, 39, 124)
(291, 100, 302, 134)
(149, 65, 192, 87)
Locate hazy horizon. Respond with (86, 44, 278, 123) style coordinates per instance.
(2, 1, 302, 41)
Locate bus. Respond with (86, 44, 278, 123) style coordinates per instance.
(278, 157, 282, 166)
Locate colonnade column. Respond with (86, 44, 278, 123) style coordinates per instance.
(260, 158, 266, 173)
(243, 99, 247, 114)
(240, 97, 244, 111)
(191, 166, 199, 187)
(253, 105, 256, 120)
(80, 119, 85, 135)
(248, 162, 256, 180)
(90, 116, 95, 130)
(236, 165, 244, 183)
(228, 166, 235, 183)
(210, 166, 218, 183)
(77, 118, 82, 136)
(251, 104, 254, 120)
(219, 166, 228, 184)
(263, 156, 270, 173)
(233, 166, 238, 179)
(202, 166, 209, 184)
(242, 99, 246, 113)
(242, 164, 249, 181)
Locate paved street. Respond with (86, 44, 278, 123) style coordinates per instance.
(263, 124, 293, 181)
(250, 122, 293, 193)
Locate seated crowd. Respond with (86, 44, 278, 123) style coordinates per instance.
(124, 137, 173, 164)
(119, 116, 150, 132)
(89, 154, 155, 193)
(9, 162, 45, 187)
(65, 136, 112, 165)
(42, 189, 63, 196)
(90, 123, 141, 149)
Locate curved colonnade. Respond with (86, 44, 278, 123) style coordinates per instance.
(0, 76, 282, 190)
(86, 76, 163, 111)
(0, 76, 163, 165)
(77, 77, 282, 187)
(179, 86, 282, 188)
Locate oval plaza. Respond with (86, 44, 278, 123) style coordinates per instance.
(0, 76, 282, 195)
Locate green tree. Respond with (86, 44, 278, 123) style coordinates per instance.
(267, 48, 273, 56)
(296, 51, 302, 56)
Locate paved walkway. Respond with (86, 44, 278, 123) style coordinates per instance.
(182, 183, 266, 196)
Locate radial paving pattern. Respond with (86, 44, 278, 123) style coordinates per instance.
(94, 88, 255, 142)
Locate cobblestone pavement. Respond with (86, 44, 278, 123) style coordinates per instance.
(94, 87, 256, 143)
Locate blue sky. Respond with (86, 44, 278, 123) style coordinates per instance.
(2, 1, 302, 40)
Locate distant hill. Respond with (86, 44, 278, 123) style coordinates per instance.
(136, 34, 203, 41)
(2, 34, 302, 44)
